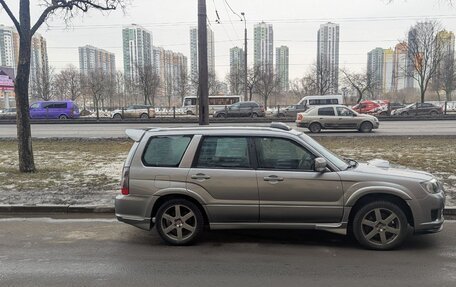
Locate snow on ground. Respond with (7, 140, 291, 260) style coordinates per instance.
(0, 137, 455, 207)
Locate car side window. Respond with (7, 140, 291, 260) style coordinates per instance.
(142, 136, 192, 167)
(336, 107, 353, 117)
(195, 137, 251, 169)
(255, 137, 316, 171)
(318, 107, 335, 116)
(30, 103, 39, 109)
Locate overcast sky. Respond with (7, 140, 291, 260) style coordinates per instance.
(2, 0, 456, 79)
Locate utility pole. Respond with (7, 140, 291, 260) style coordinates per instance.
(198, 0, 209, 125)
(241, 12, 248, 102)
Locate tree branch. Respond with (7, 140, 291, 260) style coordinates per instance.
(0, 0, 21, 34)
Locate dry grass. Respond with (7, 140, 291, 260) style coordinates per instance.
(0, 137, 454, 206)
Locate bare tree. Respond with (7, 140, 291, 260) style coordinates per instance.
(341, 69, 372, 103)
(176, 69, 189, 106)
(404, 21, 445, 103)
(254, 68, 281, 108)
(226, 68, 243, 95)
(208, 72, 223, 97)
(315, 62, 334, 95)
(136, 64, 160, 107)
(440, 53, 456, 101)
(53, 65, 82, 101)
(31, 65, 54, 101)
(0, 0, 126, 172)
(114, 71, 125, 108)
(86, 69, 108, 119)
(245, 67, 260, 101)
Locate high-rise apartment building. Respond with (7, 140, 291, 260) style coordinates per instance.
(317, 22, 340, 94)
(276, 46, 289, 91)
(122, 24, 152, 81)
(30, 33, 49, 100)
(229, 46, 245, 95)
(392, 42, 408, 92)
(79, 45, 116, 76)
(254, 22, 274, 71)
(382, 48, 394, 94)
(152, 46, 188, 104)
(190, 26, 215, 80)
(367, 47, 384, 90)
(0, 25, 16, 68)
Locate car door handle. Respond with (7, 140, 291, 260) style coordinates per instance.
(264, 175, 284, 182)
(191, 173, 211, 180)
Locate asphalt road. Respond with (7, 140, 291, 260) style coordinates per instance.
(1, 120, 456, 138)
(0, 215, 455, 287)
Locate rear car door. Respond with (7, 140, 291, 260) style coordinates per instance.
(317, 107, 337, 128)
(228, 103, 241, 117)
(254, 137, 343, 223)
(187, 136, 259, 223)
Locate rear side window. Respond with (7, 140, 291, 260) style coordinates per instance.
(318, 107, 335, 116)
(142, 136, 192, 167)
(195, 137, 251, 169)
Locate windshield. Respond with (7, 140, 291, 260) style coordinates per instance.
(300, 134, 349, 170)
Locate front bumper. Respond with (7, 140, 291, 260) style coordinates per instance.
(412, 191, 445, 234)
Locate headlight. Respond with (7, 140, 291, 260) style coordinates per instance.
(421, 179, 440, 194)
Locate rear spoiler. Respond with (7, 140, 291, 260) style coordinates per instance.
(125, 129, 146, 142)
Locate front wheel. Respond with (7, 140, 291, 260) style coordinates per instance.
(113, 114, 122, 120)
(216, 113, 226, 118)
(156, 199, 204, 246)
(352, 201, 410, 250)
(59, 114, 68, 120)
(140, 113, 149, 119)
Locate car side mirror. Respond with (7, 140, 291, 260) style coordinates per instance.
(314, 157, 327, 172)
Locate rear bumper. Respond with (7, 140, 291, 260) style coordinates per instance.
(115, 194, 158, 230)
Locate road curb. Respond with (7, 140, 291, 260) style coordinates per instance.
(0, 205, 455, 218)
(0, 204, 114, 214)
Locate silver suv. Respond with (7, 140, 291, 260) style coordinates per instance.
(115, 123, 445, 250)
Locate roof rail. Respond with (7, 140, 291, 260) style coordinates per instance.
(270, 122, 292, 131)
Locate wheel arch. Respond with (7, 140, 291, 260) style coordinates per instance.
(347, 192, 414, 228)
(150, 192, 209, 226)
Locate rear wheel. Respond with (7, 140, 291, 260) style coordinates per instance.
(156, 199, 204, 246)
(308, 122, 321, 133)
(216, 113, 226, 118)
(140, 113, 149, 119)
(113, 114, 122, 120)
(186, 110, 194, 115)
(401, 111, 409, 116)
(251, 113, 258, 118)
(359, 121, 373, 133)
(430, 110, 438, 116)
(352, 201, 410, 250)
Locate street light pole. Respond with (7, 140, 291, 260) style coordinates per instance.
(241, 12, 248, 102)
(198, 0, 209, 125)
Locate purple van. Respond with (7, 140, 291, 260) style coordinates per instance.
(29, 101, 80, 119)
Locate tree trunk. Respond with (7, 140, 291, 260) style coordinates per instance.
(15, 0, 35, 173)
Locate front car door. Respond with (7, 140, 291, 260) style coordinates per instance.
(228, 103, 241, 117)
(254, 137, 344, 223)
(336, 106, 358, 129)
(187, 136, 259, 223)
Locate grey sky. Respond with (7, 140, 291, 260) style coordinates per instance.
(2, 0, 456, 79)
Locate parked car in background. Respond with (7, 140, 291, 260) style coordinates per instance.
(0, 107, 16, 119)
(213, 101, 265, 118)
(296, 105, 379, 133)
(116, 123, 444, 250)
(111, 105, 156, 119)
(391, 103, 443, 116)
(389, 102, 405, 112)
(297, 95, 344, 109)
(352, 100, 389, 116)
(274, 104, 307, 117)
(29, 101, 80, 119)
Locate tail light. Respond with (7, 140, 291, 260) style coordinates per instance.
(297, 114, 303, 121)
(120, 167, 130, 195)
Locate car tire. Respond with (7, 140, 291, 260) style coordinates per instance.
(59, 114, 68, 120)
(352, 201, 410, 250)
(113, 114, 122, 120)
(140, 113, 149, 119)
(156, 199, 204, 246)
(308, 122, 321, 133)
(430, 110, 438, 116)
(359, 121, 373, 133)
(186, 110, 194, 115)
(401, 111, 409, 116)
(278, 113, 286, 117)
(251, 113, 258, 118)
(216, 113, 226, 118)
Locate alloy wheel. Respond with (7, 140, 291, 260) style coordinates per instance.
(361, 208, 401, 246)
(160, 204, 197, 242)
